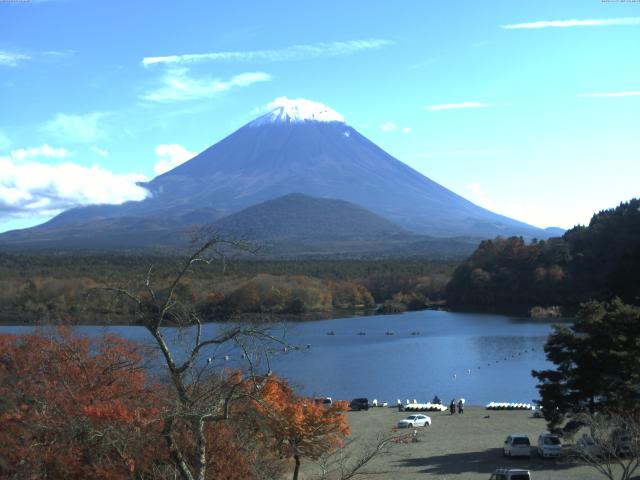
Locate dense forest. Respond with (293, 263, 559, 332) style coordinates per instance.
(3, 198, 638, 323)
(0, 255, 455, 324)
(446, 198, 640, 311)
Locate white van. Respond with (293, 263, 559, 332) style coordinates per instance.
(489, 468, 531, 480)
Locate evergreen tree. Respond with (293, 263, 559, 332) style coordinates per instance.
(532, 299, 640, 430)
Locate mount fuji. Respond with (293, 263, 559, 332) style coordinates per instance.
(0, 98, 558, 256)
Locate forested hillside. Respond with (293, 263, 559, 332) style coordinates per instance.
(446, 198, 640, 310)
(0, 255, 454, 324)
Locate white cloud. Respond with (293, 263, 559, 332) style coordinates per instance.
(466, 182, 495, 210)
(43, 112, 110, 143)
(578, 91, 640, 98)
(142, 39, 394, 67)
(142, 68, 271, 102)
(426, 102, 490, 111)
(91, 146, 109, 157)
(380, 121, 397, 132)
(153, 144, 197, 175)
(0, 51, 30, 67)
(402, 127, 412, 134)
(0, 148, 149, 219)
(502, 17, 640, 29)
(10, 144, 70, 161)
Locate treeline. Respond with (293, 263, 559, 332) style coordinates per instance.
(446, 198, 640, 310)
(0, 256, 455, 323)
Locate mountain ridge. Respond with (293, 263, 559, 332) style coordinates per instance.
(0, 98, 561, 256)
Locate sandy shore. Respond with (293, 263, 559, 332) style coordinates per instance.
(300, 406, 611, 479)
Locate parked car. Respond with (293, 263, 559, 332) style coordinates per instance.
(489, 468, 531, 480)
(537, 432, 562, 457)
(349, 398, 369, 411)
(575, 434, 603, 458)
(397, 414, 431, 428)
(503, 434, 531, 457)
(313, 396, 332, 407)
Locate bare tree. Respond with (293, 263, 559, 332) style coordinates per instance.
(574, 411, 640, 480)
(312, 431, 407, 480)
(108, 234, 282, 480)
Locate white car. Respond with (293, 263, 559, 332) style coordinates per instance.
(397, 414, 431, 428)
(503, 434, 531, 457)
(489, 468, 531, 480)
(537, 432, 562, 457)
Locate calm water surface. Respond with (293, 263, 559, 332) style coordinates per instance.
(1, 310, 563, 405)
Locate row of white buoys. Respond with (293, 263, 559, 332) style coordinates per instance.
(485, 402, 534, 410)
(207, 356, 231, 363)
(327, 331, 424, 336)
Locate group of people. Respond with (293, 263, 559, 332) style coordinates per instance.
(432, 395, 465, 414)
(449, 398, 464, 414)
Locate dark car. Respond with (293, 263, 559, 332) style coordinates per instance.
(349, 398, 369, 411)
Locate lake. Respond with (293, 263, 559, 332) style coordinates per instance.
(0, 310, 563, 406)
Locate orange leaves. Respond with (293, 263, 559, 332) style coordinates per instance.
(0, 328, 162, 479)
(82, 401, 137, 423)
(332, 399, 349, 412)
(256, 376, 350, 461)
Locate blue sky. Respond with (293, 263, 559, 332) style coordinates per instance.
(1, 0, 639, 232)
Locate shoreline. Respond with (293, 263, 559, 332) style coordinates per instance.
(0, 304, 454, 327)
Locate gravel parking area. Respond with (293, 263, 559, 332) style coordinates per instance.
(300, 406, 619, 480)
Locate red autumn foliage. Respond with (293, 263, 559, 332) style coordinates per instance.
(255, 376, 350, 479)
(0, 329, 343, 480)
(0, 328, 163, 479)
(0, 330, 288, 480)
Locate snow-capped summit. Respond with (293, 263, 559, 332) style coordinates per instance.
(250, 97, 345, 126)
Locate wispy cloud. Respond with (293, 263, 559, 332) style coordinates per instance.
(43, 112, 110, 143)
(502, 17, 640, 29)
(0, 51, 30, 67)
(426, 102, 490, 111)
(10, 144, 70, 161)
(153, 144, 196, 175)
(142, 68, 271, 102)
(42, 49, 76, 59)
(142, 38, 394, 67)
(402, 127, 412, 134)
(578, 91, 640, 98)
(380, 121, 397, 132)
(91, 146, 109, 158)
(0, 147, 149, 220)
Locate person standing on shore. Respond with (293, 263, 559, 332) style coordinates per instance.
(449, 399, 456, 415)
(458, 399, 464, 414)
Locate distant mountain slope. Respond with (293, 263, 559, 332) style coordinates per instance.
(0, 98, 558, 254)
(0, 193, 480, 259)
(210, 193, 478, 258)
(213, 193, 408, 240)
